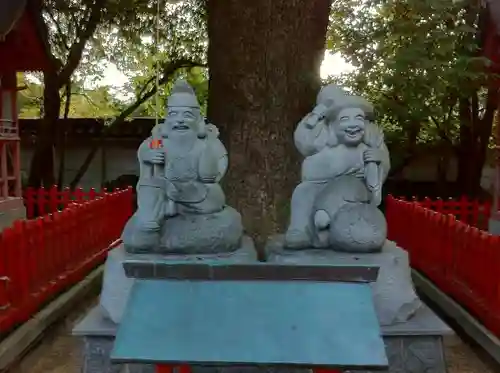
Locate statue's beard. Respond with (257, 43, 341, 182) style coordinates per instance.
(166, 129, 197, 152)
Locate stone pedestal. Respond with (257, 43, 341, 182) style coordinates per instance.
(74, 307, 153, 373)
(76, 237, 258, 372)
(265, 236, 452, 373)
(488, 212, 500, 235)
(99, 237, 257, 324)
(0, 197, 25, 231)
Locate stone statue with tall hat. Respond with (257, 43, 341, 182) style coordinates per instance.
(122, 79, 243, 254)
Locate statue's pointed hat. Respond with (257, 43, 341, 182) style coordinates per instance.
(318, 83, 375, 121)
(167, 79, 200, 108)
(326, 94, 375, 121)
(316, 84, 348, 106)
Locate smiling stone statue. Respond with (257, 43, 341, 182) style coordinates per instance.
(121, 79, 243, 254)
(285, 84, 390, 252)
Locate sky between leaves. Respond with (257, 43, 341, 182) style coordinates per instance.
(96, 51, 354, 101)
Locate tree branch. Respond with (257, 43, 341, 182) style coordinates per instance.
(45, 7, 70, 51)
(33, 0, 62, 71)
(430, 115, 457, 150)
(136, 75, 157, 100)
(57, 81, 72, 188)
(58, 0, 107, 85)
(479, 85, 499, 144)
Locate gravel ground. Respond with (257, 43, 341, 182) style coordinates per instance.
(7, 297, 95, 373)
(7, 297, 500, 373)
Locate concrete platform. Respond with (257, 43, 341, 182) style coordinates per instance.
(75, 304, 452, 373)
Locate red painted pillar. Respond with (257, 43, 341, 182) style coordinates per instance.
(495, 107, 500, 211)
(0, 71, 21, 198)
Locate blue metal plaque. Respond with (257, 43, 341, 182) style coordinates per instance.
(111, 280, 387, 370)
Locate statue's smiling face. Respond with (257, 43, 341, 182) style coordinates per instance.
(163, 107, 198, 136)
(333, 107, 366, 146)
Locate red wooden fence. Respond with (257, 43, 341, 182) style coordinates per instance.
(0, 187, 134, 335)
(386, 196, 500, 338)
(23, 186, 111, 219)
(403, 196, 494, 230)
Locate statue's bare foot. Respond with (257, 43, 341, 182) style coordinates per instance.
(284, 228, 310, 249)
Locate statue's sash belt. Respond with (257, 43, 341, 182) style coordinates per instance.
(137, 177, 209, 204)
(166, 180, 208, 203)
(138, 177, 164, 188)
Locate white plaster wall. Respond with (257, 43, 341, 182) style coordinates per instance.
(20, 143, 139, 190)
(398, 153, 495, 193)
(18, 143, 497, 192)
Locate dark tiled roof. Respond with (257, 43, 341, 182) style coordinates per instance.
(19, 118, 156, 139)
(0, 0, 51, 72)
(0, 0, 27, 38)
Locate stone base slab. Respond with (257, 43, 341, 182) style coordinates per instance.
(74, 306, 449, 373)
(0, 197, 25, 231)
(488, 213, 500, 235)
(349, 336, 447, 373)
(81, 336, 153, 373)
(99, 237, 257, 324)
(79, 335, 447, 373)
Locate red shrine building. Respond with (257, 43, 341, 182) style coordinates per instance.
(0, 0, 50, 230)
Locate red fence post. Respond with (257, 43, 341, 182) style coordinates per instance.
(74, 187, 85, 204)
(37, 187, 47, 216)
(458, 195, 468, 224)
(48, 185, 59, 214)
(0, 187, 135, 335)
(388, 195, 500, 340)
(61, 187, 70, 210)
(24, 187, 35, 219)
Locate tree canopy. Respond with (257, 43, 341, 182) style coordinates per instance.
(26, 0, 208, 187)
(327, 0, 498, 193)
(18, 0, 500, 197)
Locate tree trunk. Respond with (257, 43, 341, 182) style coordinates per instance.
(207, 0, 332, 245)
(28, 73, 60, 188)
(456, 88, 498, 196)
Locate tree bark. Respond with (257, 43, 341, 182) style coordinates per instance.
(56, 81, 72, 188)
(27, 72, 60, 187)
(456, 87, 499, 196)
(207, 0, 332, 244)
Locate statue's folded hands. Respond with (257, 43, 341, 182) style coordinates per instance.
(143, 147, 165, 165)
